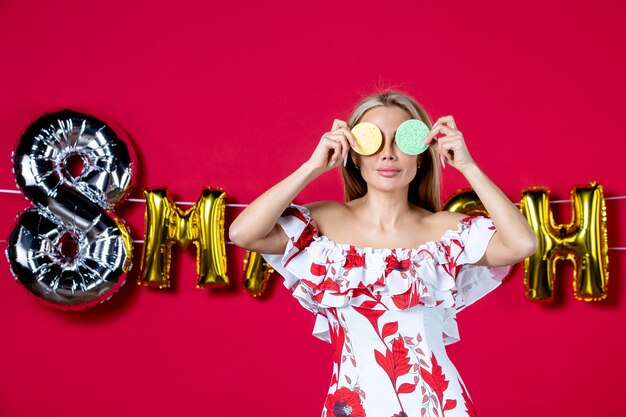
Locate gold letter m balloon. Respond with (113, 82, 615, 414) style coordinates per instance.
(139, 188, 229, 289)
(520, 182, 608, 302)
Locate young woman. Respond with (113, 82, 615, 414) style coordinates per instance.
(229, 91, 537, 417)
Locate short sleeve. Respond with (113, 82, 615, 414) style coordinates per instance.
(442, 215, 512, 313)
(260, 204, 331, 343)
(438, 216, 513, 345)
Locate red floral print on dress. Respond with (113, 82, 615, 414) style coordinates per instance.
(420, 353, 458, 416)
(261, 204, 511, 416)
(282, 206, 318, 266)
(324, 387, 366, 417)
(459, 377, 477, 417)
(374, 336, 412, 388)
(344, 246, 366, 271)
(353, 305, 386, 333)
(384, 253, 411, 277)
(391, 279, 422, 310)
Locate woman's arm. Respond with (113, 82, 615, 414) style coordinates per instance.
(427, 115, 538, 267)
(228, 163, 319, 254)
(460, 163, 538, 266)
(229, 119, 357, 254)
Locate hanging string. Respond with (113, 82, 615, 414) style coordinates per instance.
(3, 188, 626, 205)
(1, 188, 625, 250)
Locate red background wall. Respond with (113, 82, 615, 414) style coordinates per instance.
(1, 1, 624, 416)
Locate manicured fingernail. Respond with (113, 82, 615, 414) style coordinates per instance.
(343, 154, 348, 167)
(440, 156, 446, 169)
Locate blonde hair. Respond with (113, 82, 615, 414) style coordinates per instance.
(342, 90, 441, 212)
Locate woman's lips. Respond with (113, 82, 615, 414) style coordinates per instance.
(377, 168, 400, 177)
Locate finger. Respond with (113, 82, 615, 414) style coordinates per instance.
(330, 139, 345, 163)
(433, 124, 457, 135)
(436, 134, 464, 145)
(426, 124, 457, 142)
(328, 146, 340, 166)
(426, 125, 443, 143)
(435, 138, 452, 161)
(328, 128, 356, 149)
(437, 137, 457, 153)
(339, 133, 349, 161)
(331, 119, 348, 131)
(434, 115, 457, 130)
(337, 127, 358, 147)
(327, 131, 351, 160)
(323, 133, 347, 149)
(325, 132, 347, 141)
(322, 136, 341, 162)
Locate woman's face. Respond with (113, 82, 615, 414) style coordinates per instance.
(352, 105, 422, 192)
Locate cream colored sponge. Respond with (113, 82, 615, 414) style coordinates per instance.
(351, 122, 382, 155)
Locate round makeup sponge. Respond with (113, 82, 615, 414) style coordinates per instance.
(395, 119, 430, 155)
(351, 122, 382, 155)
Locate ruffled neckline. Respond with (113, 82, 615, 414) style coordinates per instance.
(261, 204, 510, 346)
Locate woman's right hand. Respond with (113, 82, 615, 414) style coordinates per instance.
(304, 119, 358, 174)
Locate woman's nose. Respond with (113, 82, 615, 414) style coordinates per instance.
(379, 136, 397, 159)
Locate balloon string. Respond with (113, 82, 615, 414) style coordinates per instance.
(3, 187, 626, 206)
(0, 239, 626, 250)
(1, 188, 626, 250)
(0, 189, 247, 207)
(0, 239, 623, 250)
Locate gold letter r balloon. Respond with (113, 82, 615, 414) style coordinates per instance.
(520, 182, 609, 302)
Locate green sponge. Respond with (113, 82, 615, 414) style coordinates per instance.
(395, 119, 430, 155)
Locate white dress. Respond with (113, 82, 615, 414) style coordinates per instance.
(262, 204, 512, 417)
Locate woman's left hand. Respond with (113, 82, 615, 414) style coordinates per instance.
(424, 115, 476, 172)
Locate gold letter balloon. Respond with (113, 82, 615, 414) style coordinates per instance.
(242, 250, 275, 297)
(442, 188, 487, 216)
(520, 182, 609, 302)
(139, 188, 229, 289)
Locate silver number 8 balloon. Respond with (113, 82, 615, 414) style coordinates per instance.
(6, 110, 136, 310)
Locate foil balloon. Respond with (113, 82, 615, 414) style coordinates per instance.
(519, 182, 608, 302)
(441, 188, 487, 216)
(139, 187, 229, 289)
(242, 250, 274, 297)
(5, 110, 135, 310)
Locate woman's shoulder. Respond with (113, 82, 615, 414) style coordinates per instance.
(302, 200, 349, 215)
(301, 200, 349, 229)
(427, 209, 468, 225)
(411, 209, 467, 242)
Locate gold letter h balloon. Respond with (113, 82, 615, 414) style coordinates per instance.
(520, 182, 608, 302)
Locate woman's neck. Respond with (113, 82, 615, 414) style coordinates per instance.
(353, 188, 413, 230)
